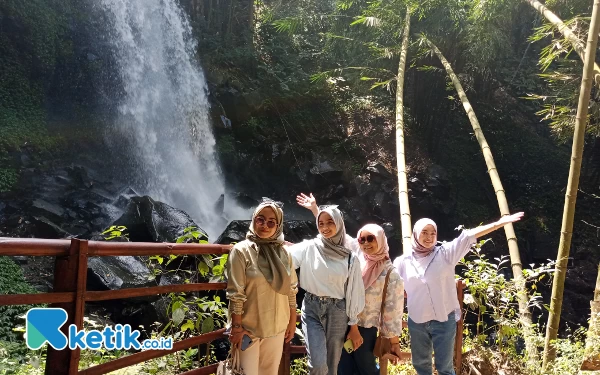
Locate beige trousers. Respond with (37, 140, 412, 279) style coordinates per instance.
(238, 331, 285, 375)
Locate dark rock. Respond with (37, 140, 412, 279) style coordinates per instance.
(231, 192, 259, 209)
(31, 199, 65, 222)
(214, 194, 225, 215)
(87, 256, 157, 295)
(31, 216, 70, 239)
(111, 196, 207, 243)
(12, 256, 28, 265)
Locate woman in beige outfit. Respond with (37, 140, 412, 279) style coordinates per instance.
(225, 200, 299, 375)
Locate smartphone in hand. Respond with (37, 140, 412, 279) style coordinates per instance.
(241, 334, 252, 351)
(343, 339, 354, 353)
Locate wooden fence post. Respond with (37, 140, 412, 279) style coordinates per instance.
(69, 240, 89, 375)
(45, 239, 80, 375)
(455, 279, 465, 372)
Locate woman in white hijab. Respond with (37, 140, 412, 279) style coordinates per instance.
(393, 212, 524, 375)
(287, 205, 365, 375)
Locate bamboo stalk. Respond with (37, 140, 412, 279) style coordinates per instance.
(426, 38, 538, 364)
(396, 8, 412, 254)
(542, 0, 600, 369)
(525, 0, 600, 84)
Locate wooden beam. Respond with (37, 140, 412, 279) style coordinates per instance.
(0, 292, 75, 305)
(78, 329, 226, 375)
(0, 237, 71, 256)
(85, 283, 227, 302)
(87, 242, 231, 256)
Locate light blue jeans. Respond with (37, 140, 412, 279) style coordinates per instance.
(408, 311, 456, 375)
(301, 292, 349, 375)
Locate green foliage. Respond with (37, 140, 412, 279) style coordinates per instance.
(100, 225, 129, 241)
(0, 169, 18, 193)
(0, 257, 45, 368)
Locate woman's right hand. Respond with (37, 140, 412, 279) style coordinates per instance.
(229, 326, 251, 349)
(296, 193, 317, 210)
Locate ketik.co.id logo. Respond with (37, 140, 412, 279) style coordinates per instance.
(26, 308, 172, 350)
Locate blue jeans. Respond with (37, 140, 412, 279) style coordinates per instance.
(408, 311, 456, 375)
(337, 326, 379, 375)
(302, 292, 349, 375)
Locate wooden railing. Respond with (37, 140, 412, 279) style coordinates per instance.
(0, 237, 465, 375)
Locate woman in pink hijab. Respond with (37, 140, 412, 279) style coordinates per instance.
(393, 212, 524, 375)
(337, 223, 405, 375)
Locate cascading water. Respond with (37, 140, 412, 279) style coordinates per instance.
(98, 0, 246, 239)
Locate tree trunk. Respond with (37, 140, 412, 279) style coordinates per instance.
(396, 8, 412, 255)
(542, 0, 600, 369)
(426, 39, 539, 364)
(524, 0, 600, 84)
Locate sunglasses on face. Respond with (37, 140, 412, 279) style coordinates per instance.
(254, 216, 277, 228)
(358, 235, 376, 244)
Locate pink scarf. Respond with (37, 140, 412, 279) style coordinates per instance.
(411, 218, 438, 257)
(358, 224, 391, 289)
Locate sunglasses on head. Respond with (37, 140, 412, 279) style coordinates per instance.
(254, 216, 277, 228)
(358, 235, 376, 244)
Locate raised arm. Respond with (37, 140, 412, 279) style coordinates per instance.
(467, 212, 524, 239)
(296, 192, 319, 218)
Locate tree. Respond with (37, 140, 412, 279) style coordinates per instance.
(396, 7, 412, 254)
(423, 35, 539, 363)
(542, 0, 600, 369)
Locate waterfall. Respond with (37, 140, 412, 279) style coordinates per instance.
(98, 0, 244, 240)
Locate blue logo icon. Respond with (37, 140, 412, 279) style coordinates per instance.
(25, 308, 173, 351)
(26, 308, 69, 350)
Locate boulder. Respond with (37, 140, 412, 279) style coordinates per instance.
(87, 256, 157, 297)
(112, 196, 208, 243)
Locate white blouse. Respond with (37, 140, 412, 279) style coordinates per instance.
(393, 230, 476, 324)
(288, 236, 364, 325)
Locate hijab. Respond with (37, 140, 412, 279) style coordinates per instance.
(357, 224, 392, 289)
(411, 218, 438, 257)
(246, 200, 291, 295)
(313, 205, 353, 259)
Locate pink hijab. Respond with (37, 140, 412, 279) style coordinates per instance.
(411, 218, 438, 257)
(358, 224, 391, 289)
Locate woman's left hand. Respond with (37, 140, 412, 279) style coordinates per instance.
(285, 320, 296, 343)
(346, 325, 363, 350)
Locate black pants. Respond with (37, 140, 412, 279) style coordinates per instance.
(337, 326, 379, 375)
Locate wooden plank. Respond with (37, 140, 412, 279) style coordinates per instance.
(85, 283, 227, 302)
(455, 279, 464, 372)
(69, 240, 89, 375)
(45, 239, 79, 375)
(87, 242, 232, 256)
(278, 339, 291, 375)
(0, 292, 75, 305)
(289, 345, 307, 354)
(0, 237, 71, 256)
(178, 363, 219, 375)
(78, 329, 226, 375)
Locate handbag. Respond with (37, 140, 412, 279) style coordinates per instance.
(216, 347, 245, 375)
(373, 266, 394, 358)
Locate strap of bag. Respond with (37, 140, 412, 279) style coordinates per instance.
(378, 267, 394, 334)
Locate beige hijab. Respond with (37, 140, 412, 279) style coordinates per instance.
(246, 201, 291, 295)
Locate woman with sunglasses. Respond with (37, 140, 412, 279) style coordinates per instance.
(225, 199, 298, 375)
(296, 194, 405, 375)
(394, 213, 524, 375)
(287, 205, 365, 375)
(338, 224, 405, 375)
